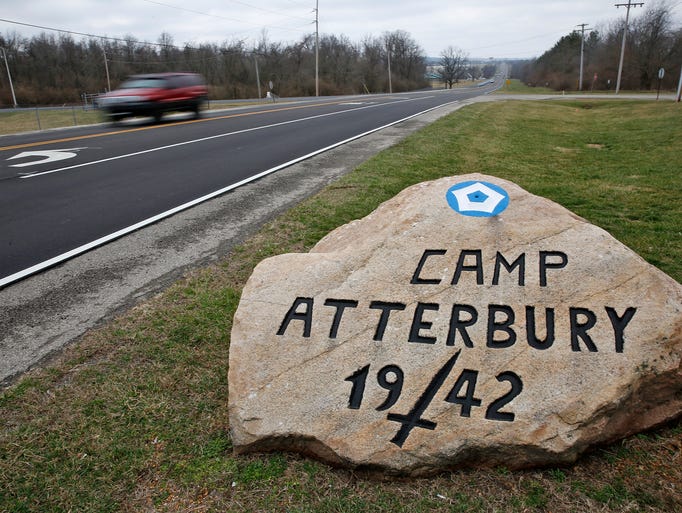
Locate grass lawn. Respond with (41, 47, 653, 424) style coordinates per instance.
(494, 79, 556, 94)
(0, 102, 259, 135)
(1, 99, 681, 512)
(0, 108, 102, 135)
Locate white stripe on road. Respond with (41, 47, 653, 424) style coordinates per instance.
(20, 97, 433, 179)
(1, 96, 455, 288)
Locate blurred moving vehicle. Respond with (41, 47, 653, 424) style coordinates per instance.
(95, 72, 208, 123)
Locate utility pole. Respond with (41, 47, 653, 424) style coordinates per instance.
(102, 47, 111, 92)
(577, 24, 590, 91)
(314, 0, 319, 97)
(387, 44, 392, 94)
(615, 1, 644, 94)
(0, 47, 18, 108)
(254, 54, 261, 99)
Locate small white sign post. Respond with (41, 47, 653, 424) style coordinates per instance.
(657, 67, 665, 100)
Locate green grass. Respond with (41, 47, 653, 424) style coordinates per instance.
(0, 102, 263, 136)
(1, 99, 680, 512)
(0, 108, 102, 135)
(495, 78, 556, 94)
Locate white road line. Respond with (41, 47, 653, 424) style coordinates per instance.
(1, 97, 458, 288)
(10, 148, 88, 168)
(20, 97, 426, 179)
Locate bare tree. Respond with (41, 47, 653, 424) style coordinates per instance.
(359, 36, 385, 93)
(518, 0, 680, 91)
(438, 46, 469, 88)
(383, 30, 428, 91)
(631, 0, 675, 89)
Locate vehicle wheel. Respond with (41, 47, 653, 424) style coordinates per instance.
(153, 111, 163, 123)
(107, 114, 124, 126)
(193, 98, 206, 119)
(193, 105, 202, 119)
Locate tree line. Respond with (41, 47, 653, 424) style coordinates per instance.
(513, 1, 682, 91)
(0, 29, 431, 107)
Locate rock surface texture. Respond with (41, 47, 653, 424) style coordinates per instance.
(228, 173, 682, 476)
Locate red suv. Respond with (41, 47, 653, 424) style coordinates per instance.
(96, 72, 208, 123)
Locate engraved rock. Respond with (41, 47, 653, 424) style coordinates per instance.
(228, 173, 682, 476)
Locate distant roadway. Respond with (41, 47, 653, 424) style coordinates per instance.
(0, 79, 505, 385)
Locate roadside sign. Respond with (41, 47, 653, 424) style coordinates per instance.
(657, 68, 665, 100)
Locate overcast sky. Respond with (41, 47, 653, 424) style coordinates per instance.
(2, 0, 681, 59)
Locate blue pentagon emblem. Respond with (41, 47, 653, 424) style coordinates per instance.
(446, 181, 509, 217)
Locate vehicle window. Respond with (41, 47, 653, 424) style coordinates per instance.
(120, 78, 168, 89)
(177, 75, 204, 87)
(186, 75, 202, 86)
(175, 75, 202, 87)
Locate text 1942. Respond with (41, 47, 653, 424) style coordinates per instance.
(344, 350, 523, 447)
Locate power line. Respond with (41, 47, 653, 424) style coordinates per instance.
(283, 0, 313, 9)
(0, 17, 173, 48)
(0, 17, 260, 78)
(223, 0, 312, 23)
(141, 0, 312, 32)
(141, 0, 258, 25)
(464, 28, 574, 53)
(0, 14, 312, 54)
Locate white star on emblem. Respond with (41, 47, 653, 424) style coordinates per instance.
(451, 182, 505, 214)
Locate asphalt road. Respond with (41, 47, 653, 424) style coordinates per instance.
(0, 85, 500, 286)
(0, 81, 506, 385)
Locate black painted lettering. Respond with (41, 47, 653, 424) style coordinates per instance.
(605, 306, 637, 353)
(387, 351, 461, 447)
(539, 251, 568, 286)
(487, 304, 517, 348)
(324, 299, 359, 339)
(376, 365, 404, 411)
(445, 369, 482, 417)
(347, 362, 526, 434)
(452, 250, 484, 285)
(409, 303, 440, 344)
(369, 301, 407, 341)
(525, 305, 555, 349)
(410, 249, 447, 285)
(277, 297, 314, 338)
(345, 365, 370, 409)
(493, 252, 526, 286)
(446, 304, 477, 348)
(570, 307, 598, 352)
(485, 371, 523, 422)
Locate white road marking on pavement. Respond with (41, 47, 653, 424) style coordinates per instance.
(9, 147, 88, 168)
(19, 97, 431, 179)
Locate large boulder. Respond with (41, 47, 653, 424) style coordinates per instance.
(228, 173, 682, 476)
